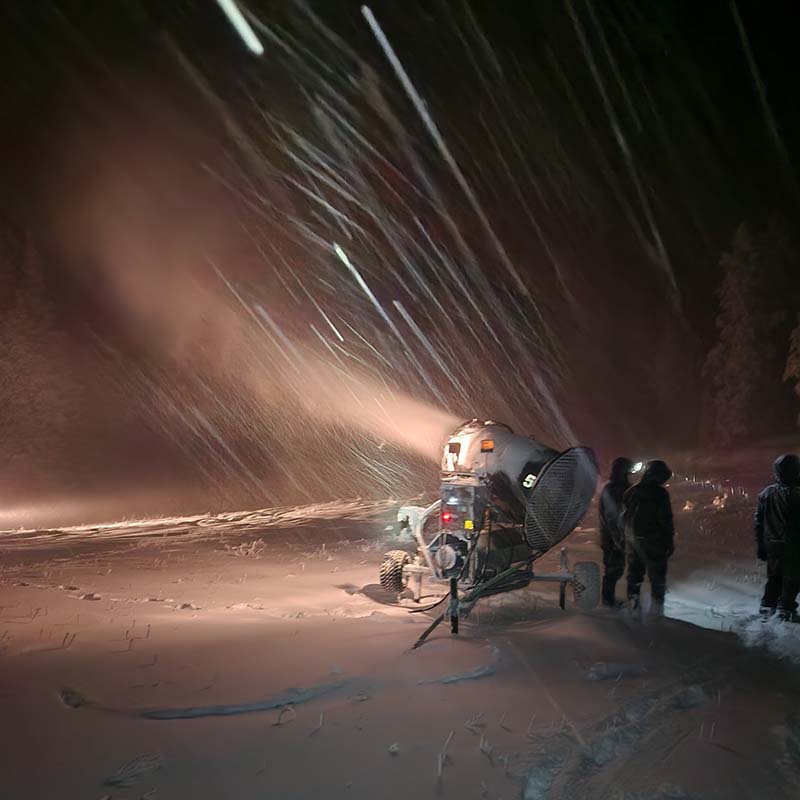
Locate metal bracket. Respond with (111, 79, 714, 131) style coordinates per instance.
(397, 501, 440, 575)
(403, 563, 428, 602)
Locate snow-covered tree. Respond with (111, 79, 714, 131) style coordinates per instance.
(703, 224, 760, 445)
(754, 217, 799, 415)
(785, 314, 800, 425)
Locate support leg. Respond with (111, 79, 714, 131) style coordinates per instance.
(449, 577, 459, 634)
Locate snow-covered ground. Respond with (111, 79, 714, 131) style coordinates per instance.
(0, 478, 799, 799)
(661, 480, 800, 661)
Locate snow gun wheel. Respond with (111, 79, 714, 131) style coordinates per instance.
(572, 561, 601, 610)
(379, 550, 411, 594)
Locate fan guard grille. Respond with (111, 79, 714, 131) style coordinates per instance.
(523, 446, 598, 553)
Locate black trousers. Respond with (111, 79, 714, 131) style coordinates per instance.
(626, 547, 668, 604)
(602, 546, 625, 605)
(761, 553, 800, 613)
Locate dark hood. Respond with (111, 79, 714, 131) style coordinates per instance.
(642, 459, 672, 485)
(609, 457, 633, 484)
(775, 454, 800, 486)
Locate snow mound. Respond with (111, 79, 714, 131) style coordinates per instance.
(731, 614, 800, 663)
(0, 498, 396, 546)
(623, 786, 699, 800)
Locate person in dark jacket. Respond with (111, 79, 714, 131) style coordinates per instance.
(623, 459, 675, 616)
(754, 454, 800, 619)
(599, 457, 634, 607)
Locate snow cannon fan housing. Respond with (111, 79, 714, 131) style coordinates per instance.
(523, 445, 598, 554)
(438, 420, 597, 565)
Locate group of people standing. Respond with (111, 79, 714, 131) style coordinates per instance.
(598, 457, 675, 617)
(597, 453, 800, 621)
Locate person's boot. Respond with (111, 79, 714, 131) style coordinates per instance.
(602, 587, 623, 609)
(601, 576, 615, 608)
(627, 594, 641, 620)
(759, 605, 777, 620)
(647, 600, 665, 621)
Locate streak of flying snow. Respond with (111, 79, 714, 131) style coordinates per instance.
(216, 0, 264, 55)
(75, 2, 765, 505)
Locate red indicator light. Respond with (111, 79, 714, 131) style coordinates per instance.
(441, 511, 453, 523)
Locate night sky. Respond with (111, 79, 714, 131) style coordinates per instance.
(0, 1, 797, 519)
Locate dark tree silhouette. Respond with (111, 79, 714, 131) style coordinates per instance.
(703, 224, 760, 445)
(785, 314, 800, 425)
(704, 218, 800, 443)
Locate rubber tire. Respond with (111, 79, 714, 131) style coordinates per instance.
(572, 561, 601, 611)
(379, 550, 411, 594)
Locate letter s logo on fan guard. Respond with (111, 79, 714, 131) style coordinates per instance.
(522, 473, 536, 489)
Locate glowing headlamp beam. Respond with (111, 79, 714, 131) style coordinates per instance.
(216, 0, 264, 56)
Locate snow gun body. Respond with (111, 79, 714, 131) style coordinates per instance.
(380, 420, 601, 634)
